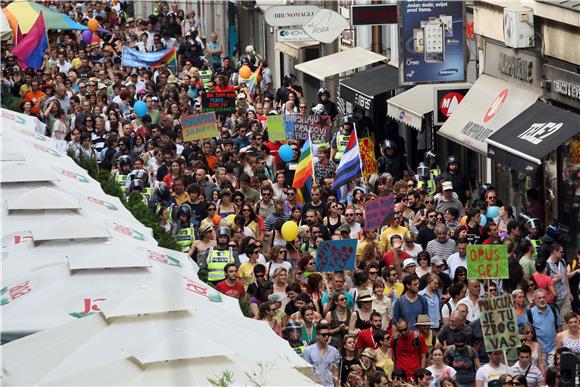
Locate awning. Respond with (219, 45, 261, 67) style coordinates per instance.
(295, 47, 387, 81)
(339, 65, 399, 108)
(387, 82, 472, 130)
(438, 74, 541, 155)
(274, 41, 318, 60)
(486, 101, 580, 173)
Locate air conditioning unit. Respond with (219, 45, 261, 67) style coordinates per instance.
(503, 8, 535, 48)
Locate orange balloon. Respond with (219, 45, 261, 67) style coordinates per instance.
(239, 65, 252, 79)
(87, 19, 100, 32)
(460, 215, 467, 225)
(213, 214, 222, 224)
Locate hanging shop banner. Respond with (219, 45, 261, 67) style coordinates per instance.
(359, 138, 377, 176)
(364, 195, 395, 231)
(266, 115, 286, 141)
(202, 91, 236, 113)
(284, 114, 332, 142)
(182, 112, 219, 141)
(479, 295, 521, 352)
(398, 1, 466, 85)
(467, 244, 509, 279)
(433, 85, 470, 125)
(265, 5, 320, 27)
(315, 239, 357, 272)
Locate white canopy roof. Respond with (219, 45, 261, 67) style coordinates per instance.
(295, 47, 388, 81)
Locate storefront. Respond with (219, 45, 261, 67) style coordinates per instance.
(438, 39, 543, 208)
(338, 64, 399, 146)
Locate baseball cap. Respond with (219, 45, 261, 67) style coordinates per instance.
(237, 93, 247, 100)
(431, 256, 445, 266)
(403, 258, 416, 269)
(442, 181, 453, 191)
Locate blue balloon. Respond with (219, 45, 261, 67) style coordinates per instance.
(480, 215, 487, 227)
(486, 206, 500, 219)
(279, 144, 294, 162)
(134, 101, 148, 117)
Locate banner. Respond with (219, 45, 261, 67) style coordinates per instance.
(433, 85, 470, 125)
(398, 1, 465, 85)
(364, 195, 395, 231)
(284, 114, 332, 142)
(479, 295, 521, 352)
(359, 137, 377, 176)
(202, 91, 236, 113)
(181, 112, 219, 141)
(315, 239, 357, 272)
(467, 244, 509, 279)
(266, 115, 286, 141)
(121, 46, 176, 69)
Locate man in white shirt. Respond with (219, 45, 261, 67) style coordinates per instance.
(447, 238, 468, 279)
(475, 350, 511, 387)
(457, 280, 481, 322)
(343, 208, 362, 239)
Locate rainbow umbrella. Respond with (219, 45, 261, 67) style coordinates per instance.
(3, 0, 87, 35)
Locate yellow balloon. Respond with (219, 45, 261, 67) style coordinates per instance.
(281, 221, 299, 242)
(460, 215, 467, 225)
(226, 214, 236, 225)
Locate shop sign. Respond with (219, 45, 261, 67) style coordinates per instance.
(434, 85, 470, 125)
(398, 1, 466, 85)
(340, 85, 373, 110)
(276, 29, 310, 42)
(484, 40, 542, 90)
(265, 5, 320, 27)
(303, 9, 349, 44)
(352, 4, 397, 26)
(544, 61, 580, 110)
(518, 122, 564, 145)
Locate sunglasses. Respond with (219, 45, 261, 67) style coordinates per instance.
(425, 200, 434, 204)
(369, 271, 378, 275)
(337, 297, 346, 301)
(208, 208, 216, 211)
(319, 332, 331, 337)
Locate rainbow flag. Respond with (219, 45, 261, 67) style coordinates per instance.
(121, 46, 176, 69)
(12, 12, 48, 70)
(151, 47, 176, 68)
(292, 140, 313, 204)
(247, 65, 262, 98)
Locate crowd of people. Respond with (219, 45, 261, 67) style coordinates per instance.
(1, 1, 579, 387)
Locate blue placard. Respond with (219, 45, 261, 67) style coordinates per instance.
(399, 1, 466, 85)
(315, 239, 357, 272)
(121, 46, 173, 69)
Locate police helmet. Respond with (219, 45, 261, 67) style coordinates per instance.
(216, 227, 231, 239)
(156, 185, 171, 201)
(341, 115, 354, 126)
(283, 73, 297, 85)
(311, 103, 327, 116)
(240, 56, 250, 65)
(286, 320, 302, 333)
(118, 155, 132, 168)
(424, 150, 437, 163)
(318, 87, 330, 96)
(382, 139, 396, 150)
(447, 155, 459, 166)
(176, 204, 192, 219)
(417, 162, 430, 179)
(129, 179, 144, 192)
(545, 223, 561, 240)
(134, 170, 149, 185)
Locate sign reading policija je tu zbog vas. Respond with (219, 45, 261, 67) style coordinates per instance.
(398, 1, 466, 85)
(479, 294, 521, 352)
(467, 244, 509, 280)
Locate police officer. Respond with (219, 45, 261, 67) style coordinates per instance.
(424, 150, 441, 181)
(198, 57, 213, 91)
(441, 155, 469, 203)
(522, 216, 542, 257)
(126, 169, 153, 201)
(538, 223, 562, 261)
(149, 184, 176, 216)
(127, 179, 149, 205)
(313, 87, 338, 120)
(202, 227, 239, 285)
(114, 155, 133, 192)
(285, 320, 307, 357)
(416, 162, 436, 196)
(172, 204, 195, 256)
(377, 139, 407, 182)
(330, 116, 353, 163)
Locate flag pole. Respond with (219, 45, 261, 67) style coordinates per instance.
(308, 128, 316, 187)
(353, 121, 364, 177)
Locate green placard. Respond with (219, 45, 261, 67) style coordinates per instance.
(467, 244, 508, 279)
(266, 115, 286, 141)
(479, 295, 521, 352)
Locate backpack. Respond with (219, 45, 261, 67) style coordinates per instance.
(392, 330, 421, 366)
(527, 304, 559, 331)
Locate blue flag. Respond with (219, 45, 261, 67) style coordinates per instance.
(121, 46, 176, 69)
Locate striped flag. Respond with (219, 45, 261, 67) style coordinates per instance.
(247, 65, 262, 98)
(332, 128, 362, 202)
(292, 140, 313, 204)
(12, 12, 48, 71)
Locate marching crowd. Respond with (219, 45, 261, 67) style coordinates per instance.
(1, 1, 579, 387)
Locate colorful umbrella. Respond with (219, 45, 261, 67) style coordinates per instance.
(3, 0, 87, 34)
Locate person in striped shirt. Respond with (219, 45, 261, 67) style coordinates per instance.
(426, 224, 457, 261)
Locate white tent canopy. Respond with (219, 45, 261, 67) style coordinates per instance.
(295, 47, 388, 81)
(0, 10, 12, 40)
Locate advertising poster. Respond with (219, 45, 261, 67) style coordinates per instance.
(434, 85, 470, 125)
(467, 244, 509, 280)
(479, 295, 521, 352)
(399, 1, 465, 85)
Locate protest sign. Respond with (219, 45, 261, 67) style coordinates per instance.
(284, 114, 332, 142)
(182, 112, 219, 141)
(359, 138, 377, 176)
(266, 115, 286, 141)
(364, 195, 395, 230)
(315, 239, 357, 272)
(479, 294, 521, 352)
(202, 91, 236, 113)
(467, 244, 509, 279)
